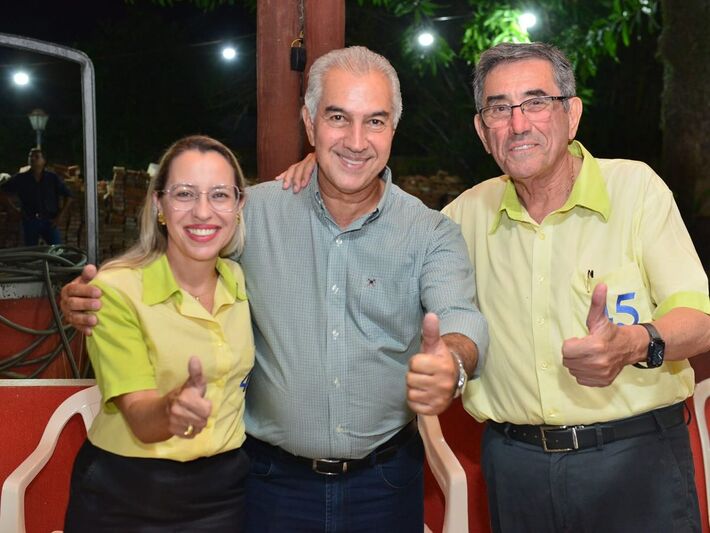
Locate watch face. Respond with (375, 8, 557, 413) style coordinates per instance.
(648, 340, 665, 368)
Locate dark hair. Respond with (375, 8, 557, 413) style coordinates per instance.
(28, 148, 45, 160)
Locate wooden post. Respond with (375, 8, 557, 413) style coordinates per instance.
(256, 1, 345, 180)
(256, 0, 302, 181)
(304, 0, 345, 76)
(303, 0, 345, 150)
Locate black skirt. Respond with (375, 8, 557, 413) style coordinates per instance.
(64, 440, 249, 532)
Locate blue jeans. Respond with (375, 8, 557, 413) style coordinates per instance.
(22, 217, 62, 245)
(243, 433, 424, 533)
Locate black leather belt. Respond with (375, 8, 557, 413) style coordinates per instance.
(248, 418, 418, 475)
(488, 402, 686, 452)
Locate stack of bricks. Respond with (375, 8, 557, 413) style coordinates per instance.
(1, 164, 468, 256)
(395, 170, 470, 210)
(0, 163, 150, 263)
(54, 164, 84, 249)
(0, 179, 22, 248)
(101, 167, 150, 261)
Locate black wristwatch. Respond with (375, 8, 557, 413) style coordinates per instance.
(633, 323, 665, 369)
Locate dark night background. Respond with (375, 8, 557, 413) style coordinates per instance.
(0, 1, 665, 191)
(0, 0, 257, 180)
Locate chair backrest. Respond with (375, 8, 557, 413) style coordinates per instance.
(693, 378, 710, 522)
(0, 385, 101, 533)
(419, 414, 468, 533)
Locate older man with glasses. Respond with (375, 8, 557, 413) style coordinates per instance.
(442, 41, 710, 532)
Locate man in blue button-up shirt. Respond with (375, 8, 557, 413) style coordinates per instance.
(243, 45, 487, 533)
(61, 46, 487, 532)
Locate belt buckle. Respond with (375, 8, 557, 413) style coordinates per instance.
(540, 425, 579, 452)
(312, 458, 346, 475)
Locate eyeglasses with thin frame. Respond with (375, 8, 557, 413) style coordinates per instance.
(478, 95, 570, 129)
(159, 183, 241, 212)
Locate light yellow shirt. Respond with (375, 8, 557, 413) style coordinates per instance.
(443, 141, 710, 425)
(87, 255, 254, 461)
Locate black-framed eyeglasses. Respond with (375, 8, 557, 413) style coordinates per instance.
(478, 95, 570, 129)
(159, 183, 241, 212)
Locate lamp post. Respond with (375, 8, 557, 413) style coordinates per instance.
(27, 108, 49, 148)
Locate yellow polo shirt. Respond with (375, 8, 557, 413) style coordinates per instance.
(443, 141, 710, 425)
(87, 255, 254, 461)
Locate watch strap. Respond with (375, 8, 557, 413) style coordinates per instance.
(639, 322, 661, 341)
(633, 322, 664, 369)
(450, 350, 467, 398)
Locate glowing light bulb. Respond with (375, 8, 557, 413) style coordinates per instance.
(519, 12, 537, 31)
(417, 32, 435, 47)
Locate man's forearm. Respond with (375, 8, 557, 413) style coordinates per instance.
(653, 307, 710, 362)
(442, 332, 478, 377)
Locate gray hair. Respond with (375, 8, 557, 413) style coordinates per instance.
(304, 46, 403, 128)
(473, 42, 576, 111)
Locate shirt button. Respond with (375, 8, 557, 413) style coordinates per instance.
(548, 411, 557, 419)
(537, 317, 545, 325)
(333, 377, 340, 387)
(538, 275, 545, 283)
(335, 237, 343, 246)
(336, 424, 345, 433)
(332, 329, 340, 339)
(541, 362, 549, 370)
(538, 231, 546, 240)
(331, 284, 339, 294)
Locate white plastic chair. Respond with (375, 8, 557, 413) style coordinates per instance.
(0, 385, 101, 533)
(693, 378, 710, 521)
(419, 414, 468, 533)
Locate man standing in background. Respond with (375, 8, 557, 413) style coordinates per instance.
(0, 147, 73, 245)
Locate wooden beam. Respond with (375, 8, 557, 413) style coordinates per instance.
(256, 1, 345, 180)
(303, 0, 345, 150)
(256, 0, 302, 181)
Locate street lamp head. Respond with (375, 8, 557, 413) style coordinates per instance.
(28, 108, 49, 131)
(28, 109, 49, 149)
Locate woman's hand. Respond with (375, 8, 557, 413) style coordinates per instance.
(166, 356, 212, 439)
(115, 356, 212, 443)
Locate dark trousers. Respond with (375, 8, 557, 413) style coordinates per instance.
(21, 217, 62, 245)
(481, 418, 701, 532)
(64, 440, 249, 532)
(243, 433, 425, 533)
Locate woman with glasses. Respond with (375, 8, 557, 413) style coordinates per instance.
(64, 135, 253, 532)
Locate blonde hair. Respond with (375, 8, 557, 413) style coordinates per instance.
(101, 135, 247, 271)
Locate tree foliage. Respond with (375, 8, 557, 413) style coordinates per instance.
(358, 0, 659, 100)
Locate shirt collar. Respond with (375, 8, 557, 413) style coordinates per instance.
(309, 165, 393, 226)
(142, 254, 246, 305)
(490, 140, 611, 233)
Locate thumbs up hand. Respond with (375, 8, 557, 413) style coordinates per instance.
(167, 356, 212, 438)
(407, 313, 459, 415)
(562, 283, 637, 387)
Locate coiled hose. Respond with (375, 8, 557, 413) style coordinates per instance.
(0, 245, 88, 378)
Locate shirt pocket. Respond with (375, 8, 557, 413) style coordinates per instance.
(358, 275, 421, 350)
(569, 262, 654, 335)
